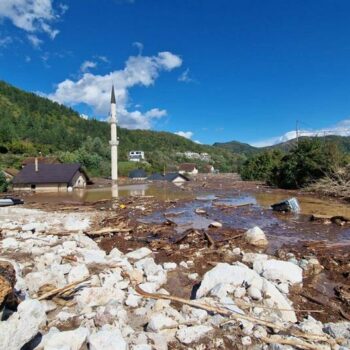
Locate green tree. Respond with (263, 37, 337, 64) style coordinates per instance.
(0, 171, 8, 192)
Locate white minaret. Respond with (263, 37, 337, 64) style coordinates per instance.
(109, 85, 119, 182)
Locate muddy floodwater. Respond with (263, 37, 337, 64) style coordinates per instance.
(21, 181, 350, 252)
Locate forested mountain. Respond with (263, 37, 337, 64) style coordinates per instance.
(214, 135, 350, 154)
(0, 81, 242, 175)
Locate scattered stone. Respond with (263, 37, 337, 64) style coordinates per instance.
(68, 264, 89, 283)
(163, 262, 177, 270)
(254, 259, 303, 284)
(247, 286, 262, 300)
(241, 336, 252, 346)
(323, 322, 350, 346)
(209, 221, 222, 228)
(38, 327, 89, 350)
(244, 226, 268, 246)
(89, 326, 127, 350)
(188, 273, 199, 280)
(126, 247, 152, 260)
(147, 313, 178, 332)
(176, 325, 213, 344)
(0, 299, 46, 350)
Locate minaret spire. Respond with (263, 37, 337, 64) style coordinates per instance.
(109, 85, 118, 182)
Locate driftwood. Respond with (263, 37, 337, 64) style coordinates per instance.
(135, 285, 336, 347)
(203, 231, 215, 247)
(310, 214, 350, 225)
(85, 226, 132, 237)
(37, 276, 90, 301)
(260, 335, 328, 350)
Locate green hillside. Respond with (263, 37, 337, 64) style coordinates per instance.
(214, 135, 350, 154)
(213, 140, 259, 155)
(0, 81, 241, 175)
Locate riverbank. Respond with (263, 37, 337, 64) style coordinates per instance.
(0, 174, 349, 349)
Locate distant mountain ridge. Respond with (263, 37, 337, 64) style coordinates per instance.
(213, 135, 350, 154)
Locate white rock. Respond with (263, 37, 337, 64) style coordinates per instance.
(0, 299, 46, 350)
(242, 253, 268, 264)
(72, 233, 99, 249)
(163, 262, 177, 270)
(22, 222, 48, 232)
(108, 247, 123, 259)
(247, 286, 262, 300)
(188, 273, 199, 280)
(323, 322, 350, 347)
(299, 316, 324, 335)
(132, 345, 152, 350)
(25, 270, 66, 294)
(62, 240, 77, 251)
(209, 221, 222, 228)
(176, 325, 213, 344)
(196, 263, 297, 322)
(138, 282, 158, 293)
(210, 283, 234, 299)
(126, 247, 152, 260)
(277, 282, 289, 294)
(220, 297, 245, 314)
(244, 226, 268, 246)
(125, 293, 141, 307)
(240, 320, 254, 335)
(196, 263, 263, 298)
(77, 287, 125, 308)
(253, 259, 303, 284)
(234, 287, 246, 298)
(89, 327, 127, 350)
(241, 336, 252, 346)
(232, 247, 241, 255)
(63, 216, 90, 231)
(147, 313, 178, 332)
(253, 325, 268, 339)
(1, 237, 19, 250)
(82, 249, 106, 264)
(40, 327, 89, 350)
(68, 264, 90, 283)
(179, 261, 188, 268)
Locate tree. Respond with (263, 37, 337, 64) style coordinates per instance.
(0, 171, 8, 192)
(270, 139, 344, 188)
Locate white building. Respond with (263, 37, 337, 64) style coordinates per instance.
(128, 151, 145, 162)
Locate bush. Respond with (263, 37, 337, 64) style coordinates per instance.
(270, 139, 344, 189)
(240, 150, 283, 181)
(0, 171, 8, 192)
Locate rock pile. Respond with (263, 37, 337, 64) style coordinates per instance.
(0, 210, 349, 349)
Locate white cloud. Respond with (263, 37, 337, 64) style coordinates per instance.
(0, 36, 12, 47)
(175, 131, 194, 139)
(0, 0, 65, 42)
(80, 113, 89, 120)
(251, 119, 350, 147)
(27, 34, 43, 47)
(178, 68, 193, 83)
(133, 41, 143, 54)
(25, 55, 31, 62)
(47, 51, 182, 129)
(80, 60, 97, 73)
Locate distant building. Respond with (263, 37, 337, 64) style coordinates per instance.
(176, 152, 211, 162)
(148, 172, 190, 184)
(202, 164, 215, 173)
(13, 163, 90, 192)
(2, 168, 19, 181)
(128, 151, 145, 162)
(129, 169, 147, 180)
(179, 163, 199, 175)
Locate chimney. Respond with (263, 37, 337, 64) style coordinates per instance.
(35, 157, 39, 172)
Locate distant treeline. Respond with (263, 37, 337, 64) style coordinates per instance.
(239, 138, 349, 189)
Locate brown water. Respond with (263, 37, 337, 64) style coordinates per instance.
(141, 190, 350, 251)
(26, 183, 191, 204)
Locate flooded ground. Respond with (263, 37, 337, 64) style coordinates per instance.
(22, 182, 192, 204)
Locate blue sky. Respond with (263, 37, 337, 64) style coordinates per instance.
(2, 0, 350, 146)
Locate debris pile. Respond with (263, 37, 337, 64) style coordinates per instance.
(0, 209, 349, 350)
